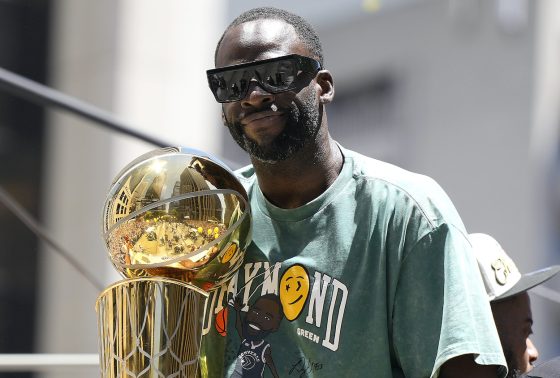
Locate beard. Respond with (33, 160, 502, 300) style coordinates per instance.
(506, 368, 522, 378)
(504, 348, 523, 378)
(224, 91, 321, 163)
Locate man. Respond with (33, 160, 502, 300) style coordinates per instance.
(470, 233, 560, 378)
(201, 7, 507, 377)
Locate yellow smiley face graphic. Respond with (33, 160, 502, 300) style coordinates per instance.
(279, 264, 310, 321)
(221, 243, 238, 263)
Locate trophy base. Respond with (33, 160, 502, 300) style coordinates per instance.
(96, 277, 208, 378)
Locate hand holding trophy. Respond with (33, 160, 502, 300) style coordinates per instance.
(96, 147, 251, 377)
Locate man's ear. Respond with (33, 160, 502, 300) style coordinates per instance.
(317, 70, 334, 104)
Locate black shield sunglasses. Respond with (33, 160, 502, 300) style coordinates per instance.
(206, 54, 322, 103)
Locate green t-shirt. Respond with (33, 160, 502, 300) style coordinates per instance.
(200, 146, 506, 378)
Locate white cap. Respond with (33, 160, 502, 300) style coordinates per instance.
(469, 233, 560, 302)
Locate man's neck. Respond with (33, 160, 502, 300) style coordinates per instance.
(251, 136, 343, 209)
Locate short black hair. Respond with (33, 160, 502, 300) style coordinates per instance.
(214, 7, 324, 66)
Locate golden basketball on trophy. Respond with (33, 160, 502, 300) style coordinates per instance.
(95, 147, 251, 377)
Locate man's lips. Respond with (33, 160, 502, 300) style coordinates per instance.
(240, 110, 284, 125)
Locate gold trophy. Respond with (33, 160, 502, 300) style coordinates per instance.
(96, 147, 251, 377)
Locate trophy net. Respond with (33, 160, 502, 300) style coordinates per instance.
(97, 278, 208, 377)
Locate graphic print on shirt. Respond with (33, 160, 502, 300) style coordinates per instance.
(202, 261, 349, 376)
(279, 265, 310, 321)
(230, 294, 283, 377)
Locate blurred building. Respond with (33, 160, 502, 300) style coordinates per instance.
(0, 3, 49, 378)
(1, 0, 559, 377)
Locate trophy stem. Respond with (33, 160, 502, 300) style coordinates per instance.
(96, 278, 208, 378)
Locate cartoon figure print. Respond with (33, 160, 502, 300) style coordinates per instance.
(230, 294, 283, 378)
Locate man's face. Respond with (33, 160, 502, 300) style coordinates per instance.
(244, 297, 282, 340)
(215, 19, 321, 163)
(491, 292, 539, 377)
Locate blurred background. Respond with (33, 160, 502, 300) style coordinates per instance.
(1, 0, 559, 376)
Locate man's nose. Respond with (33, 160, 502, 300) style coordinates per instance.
(526, 338, 539, 369)
(241, 80, 274, 108)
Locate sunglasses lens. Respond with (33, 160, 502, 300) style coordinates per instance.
(208, 70, 250, 102)
(256, 59, 297, 91)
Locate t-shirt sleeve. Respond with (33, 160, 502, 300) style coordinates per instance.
(392, 223, 507, 378)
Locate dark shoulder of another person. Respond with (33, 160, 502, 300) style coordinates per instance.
(521, 356, 560, 378)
